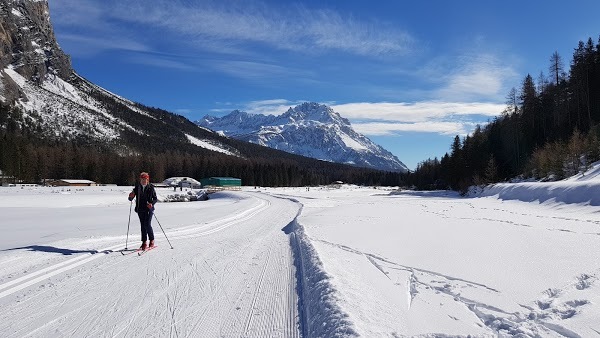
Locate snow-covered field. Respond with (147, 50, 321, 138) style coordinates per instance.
(1, 169, 600, 337)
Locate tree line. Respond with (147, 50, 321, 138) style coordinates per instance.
(408, 35, 600, 191)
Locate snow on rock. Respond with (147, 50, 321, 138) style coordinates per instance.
(0, 71, 4, 102)
(185, 134, 238, 156)
(4, 66, 122, 141)
(10, 7, 23, 18)
(4, 66, 26, 87)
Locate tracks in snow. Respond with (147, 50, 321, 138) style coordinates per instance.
(0, 195, 269, 301)
(0, 192, 302, 338)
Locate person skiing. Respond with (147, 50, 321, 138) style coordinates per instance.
(128, 172, 158, 250)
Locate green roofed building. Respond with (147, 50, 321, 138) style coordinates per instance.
(200, 177, 242, 187)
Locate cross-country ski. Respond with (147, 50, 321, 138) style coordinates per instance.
(138, 245, 157, 256)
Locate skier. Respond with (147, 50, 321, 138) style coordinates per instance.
(128, 172, 158, 250)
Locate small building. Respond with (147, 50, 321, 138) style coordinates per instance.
(0, 170, 17, 186)
(162, 177, 202, 189)
(47, 179, 97, 187)
(200, 177, 242, 187)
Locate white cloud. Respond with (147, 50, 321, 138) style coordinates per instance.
(331, 101, 503, 136)
(353, 121, 474, 136)
(332, 101, 505, 123)
(242, 99, 307, 116)
(434, 53, 519, 101)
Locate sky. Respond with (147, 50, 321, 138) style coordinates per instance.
(47, 0, 600, 170)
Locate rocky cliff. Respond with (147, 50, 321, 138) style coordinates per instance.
(0, 0, 71, 101)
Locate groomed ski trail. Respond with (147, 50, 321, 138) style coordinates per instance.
(0, 192, 301, 338)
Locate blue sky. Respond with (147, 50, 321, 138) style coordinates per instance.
(48, 0, 600, 170)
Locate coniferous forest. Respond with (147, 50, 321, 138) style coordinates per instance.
(409, 36, 600, 191)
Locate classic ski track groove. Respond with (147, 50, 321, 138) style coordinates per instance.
(243, 245, 273, 336)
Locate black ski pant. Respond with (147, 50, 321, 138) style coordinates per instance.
(138, 210, 155, 242)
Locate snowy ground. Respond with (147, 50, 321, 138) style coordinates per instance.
(1, 168, 600, 337)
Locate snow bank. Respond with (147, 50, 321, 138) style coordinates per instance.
(474, 181, 600, 206)
(471, 161, 600, 206)
(287, 212, 358, 337)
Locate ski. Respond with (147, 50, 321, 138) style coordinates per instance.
(138, 245, 157, 256)
(121, 248, 143, 256)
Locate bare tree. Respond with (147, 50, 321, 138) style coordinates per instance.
(549, 51, 565, 87)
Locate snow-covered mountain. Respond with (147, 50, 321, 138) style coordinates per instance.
(0, 0, 237, 156)
(197, 102, 409, 172)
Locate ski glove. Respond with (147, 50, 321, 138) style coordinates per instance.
(128, 192, 135, 200)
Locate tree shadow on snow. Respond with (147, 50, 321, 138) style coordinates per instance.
(0, 245, 99, 255)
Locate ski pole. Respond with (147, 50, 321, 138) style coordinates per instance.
(125, 200, 132, 249)
(153, 213, 174, 249)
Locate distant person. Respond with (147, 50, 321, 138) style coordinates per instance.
(128, 172, 158, 250)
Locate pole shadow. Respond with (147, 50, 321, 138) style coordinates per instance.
(0, 245, 99, 255)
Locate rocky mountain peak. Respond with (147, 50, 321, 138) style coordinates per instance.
(1, 0, 72, 101)
(196, 102, 409, 172)
(282, 102, 349, 125)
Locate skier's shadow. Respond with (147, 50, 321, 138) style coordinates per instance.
(1, 245, 99, 255)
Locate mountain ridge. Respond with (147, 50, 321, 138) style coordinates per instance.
(197, 102, 409, 172)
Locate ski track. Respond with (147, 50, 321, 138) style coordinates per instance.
(0, 192, 301, 337)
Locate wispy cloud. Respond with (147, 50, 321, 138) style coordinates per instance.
(55, 0, 415, 58)
(131, 55, 196, 71)
(49, 0, 104, 27)
(208, 61, 313, 81)
(50, 1, 151, 56)
(56, 34, 150, 56)
(297, 8, 414, 56)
